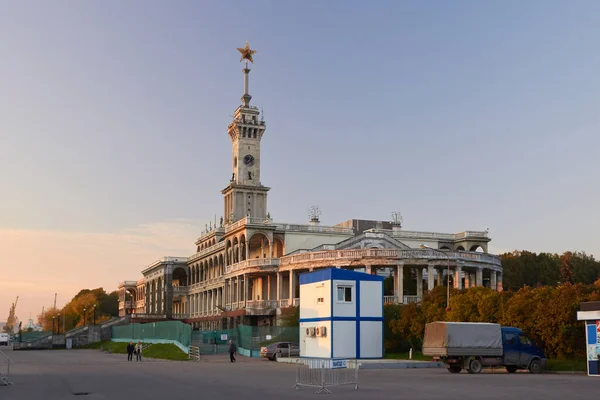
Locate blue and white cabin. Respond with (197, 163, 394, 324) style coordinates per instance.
(298, 267, 384, 359)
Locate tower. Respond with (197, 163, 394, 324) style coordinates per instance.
(222, 42, 269, 223)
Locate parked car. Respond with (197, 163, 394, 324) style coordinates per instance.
(260, 342, 299, 360)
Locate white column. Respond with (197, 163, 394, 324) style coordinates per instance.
(396, 264, 404, 303)
(365, 266, 372, 275)
(276, 272, 281, 303)
(416, 268, 424, 297)
(289, 270, 295, 303)
(236, 276, 241, 306)
(491, 270, 497, 291)
(476, 267, 483, 286)
(427, 265, 435, 291)
(244, 274, 249, 307)
(454, 266, 463, 289)
(267, 275, 271, 301)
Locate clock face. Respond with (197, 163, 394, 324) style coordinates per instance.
(243, 154, 255, 166)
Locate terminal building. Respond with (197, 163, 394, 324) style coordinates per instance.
(117, 43, 502, 330)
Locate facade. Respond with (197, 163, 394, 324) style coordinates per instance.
(577, 302, 600, 376)
(299, 268, 384, 359)
(117, 43, 503, 330)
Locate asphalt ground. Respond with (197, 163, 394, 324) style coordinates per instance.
(0, 348, 594, 400)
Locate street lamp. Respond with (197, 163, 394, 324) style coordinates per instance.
(83, 308, 87, 327)
(93, 304, 96, 325)
(420, 244, 451, 310)
(52, 316, 55, 334)
(57, 313, 61, 334)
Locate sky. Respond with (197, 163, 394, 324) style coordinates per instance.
(1, 0, 599, 322)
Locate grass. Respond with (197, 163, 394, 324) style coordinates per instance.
(545, 359, 586, 372)
(384, 351, 433, 361)
(78, 341, 189, 361)
(383, 351, 586, 372)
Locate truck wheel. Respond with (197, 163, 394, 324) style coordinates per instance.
(467, 359, 483, 374)
(447, 365, 462, 373)
(529, 359, 542, 374)
(506, 366, 518, 373)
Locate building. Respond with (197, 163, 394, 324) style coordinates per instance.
(117, 43, 503, 330)
(299, 268, 384, 359)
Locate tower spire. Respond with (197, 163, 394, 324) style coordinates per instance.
(237, 42, 257, 107)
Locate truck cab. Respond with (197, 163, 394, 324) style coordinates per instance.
(501, 327, 546, 373)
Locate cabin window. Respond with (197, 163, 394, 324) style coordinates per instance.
(337, 286, 352, 303)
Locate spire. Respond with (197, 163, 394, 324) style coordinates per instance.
(237, 42, 257, 107)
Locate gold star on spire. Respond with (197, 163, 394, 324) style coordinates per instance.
(237, 41, 257, 63)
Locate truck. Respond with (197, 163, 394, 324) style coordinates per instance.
(422, 321, 546, 374)
(0, 333, 9, 346)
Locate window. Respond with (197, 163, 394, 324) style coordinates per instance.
(337, 286, 352, 303)
(520, 335, 532, 346)
(504, 332, 516, 345)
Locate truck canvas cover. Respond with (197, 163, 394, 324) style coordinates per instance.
(422, 322, 503, 357)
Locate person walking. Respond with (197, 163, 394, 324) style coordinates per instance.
(228, 339, 237, 363)
(135, 341, 143, 362)
(127, 341, 134, 362)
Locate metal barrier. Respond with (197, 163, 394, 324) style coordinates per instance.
(0, 349, 14, 386)
(188, 345, 200, 361)
(294, 358, 358, 394)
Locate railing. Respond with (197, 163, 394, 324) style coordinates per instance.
(172, 286, 189, 294)
(294, 358, 359, 394)
(383, 296, 398, 304)
(119, 301, 132, 310)
(279, 299, 289, 308)
(388, 229, 488, 240)
(293, 298, 300, 307)
(225, 258, 280, 274)
(188, 241, 226, 263)
(189, 345, 200, 361)
(130, 314, 167, 320)
(403, 295, 422, 304)
(143, 256, 188, 272)
(274, 223, 354, 235)
(279, 249, 501, 267)
(119, 280, 138, 287)
(172, 313, 189, 319)
(0, 349, 13, 386)
(246, 300, 279, 309)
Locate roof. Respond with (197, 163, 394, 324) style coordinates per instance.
(299, 267, 384, 285)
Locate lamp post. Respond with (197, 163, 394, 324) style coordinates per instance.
(83, 308, 87, 327)
(93, 304, 96, 325)
(57, 313, 61, 334)
(420, 244, 451, 310)
(52, 316, 55, 334)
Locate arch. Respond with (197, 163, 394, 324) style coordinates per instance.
(470, 245, 484, 253)
(197, 246, 200, 253)
(273, 236, 285, 258)
(248, 232, 270, 259)
(219, 254, 224, 275)
(456, 246, 465, 251)
(213, 256, 219, 277)
(173, 267, 188, 286)
(212, 238, 216, 246)
(209, 258, 214, 279)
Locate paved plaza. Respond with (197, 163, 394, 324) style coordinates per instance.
(1, 348, 594, 399)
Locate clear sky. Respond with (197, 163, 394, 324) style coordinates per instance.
(1, 1, 599, 322)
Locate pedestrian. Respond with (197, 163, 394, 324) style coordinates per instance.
(228, 339, 236, 363)
(135, 341, 143, 362)
(127, 341, 134, 361)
